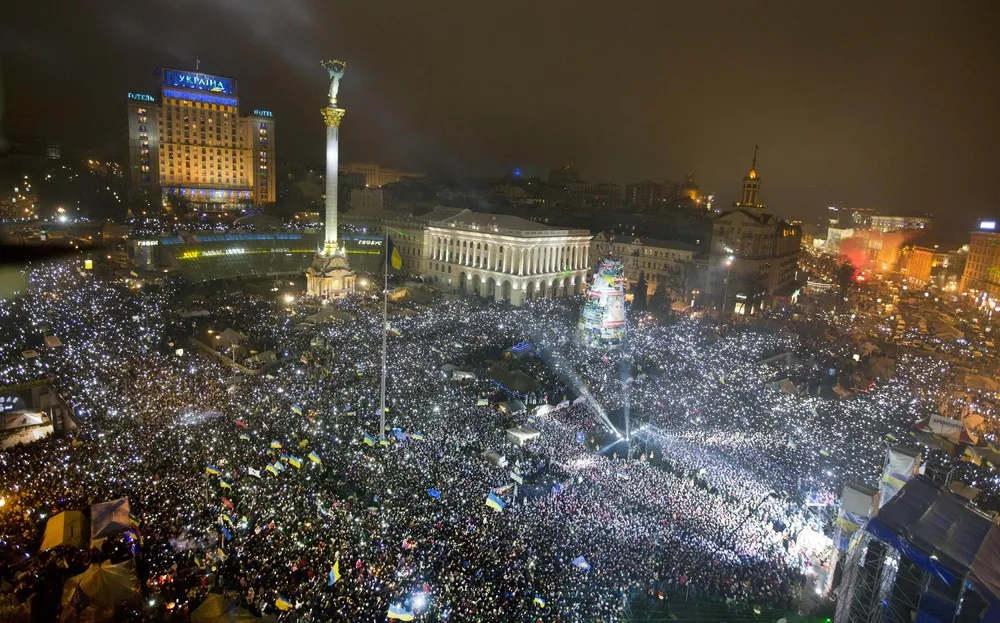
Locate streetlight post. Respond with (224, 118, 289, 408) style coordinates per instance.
(722, 255, 734, 314)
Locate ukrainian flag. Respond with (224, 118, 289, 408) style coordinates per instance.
(328, 560, 341, 586)
(219, 479, 232, 489)
(486, 491, 505, 512)
(239, 433, 250, 441)
(275, 596, 294, 611)
(289, 456, 302, 469)
(308, 450, 321, 464)
(205, 465, 220, 475)
(533, 595, 547, 608)
(386, 235, 402, 270)
(216, 547, 228, 561)
(291, 405, 303, 415)
(387, 604, 414, 621)
(274, 460, 285, 472)
(476, 398, 488, 406)
(363, 433, 376, 446)
(270, 440, 282, 449)
(410, 432, 425, 441)
(265, 464, 278, 476)
(379, 436, 391, 446)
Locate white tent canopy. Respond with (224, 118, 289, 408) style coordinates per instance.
(506, 426, 541, 447)
(60, 561, 139, 622)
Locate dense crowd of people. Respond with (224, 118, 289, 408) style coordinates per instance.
(0, 261, 995, 621)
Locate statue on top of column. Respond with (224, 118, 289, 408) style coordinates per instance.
(321, 59, 347, 107)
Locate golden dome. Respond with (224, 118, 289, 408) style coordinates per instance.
(748, 167, 757, 180)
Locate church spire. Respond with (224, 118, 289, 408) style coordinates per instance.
(735, 145, 763, 209)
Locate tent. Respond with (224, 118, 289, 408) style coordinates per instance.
(865, 476, 1000, 607)
(59, 561, 139, 622)
(191, 594, 276, 623)
(90, 498, 131, 541)
(451, 370, 476, 381)
(533, 404, 555, 417)
(490, 367, 539, 393)
(506, 427, 541, 447)
(40, 510, 88, 551)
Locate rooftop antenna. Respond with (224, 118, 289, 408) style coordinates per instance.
(752, 144, 759, 169)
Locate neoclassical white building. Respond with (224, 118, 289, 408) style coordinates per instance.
(348, 208, 592, 306)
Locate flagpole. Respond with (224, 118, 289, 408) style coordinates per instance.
(379, 228, 389, 439)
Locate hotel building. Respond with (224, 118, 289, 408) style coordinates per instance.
(126, 68, 275, 212)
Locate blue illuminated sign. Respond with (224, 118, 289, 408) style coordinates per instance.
(128, 92, 155, 102)
(162, 69, 236, 95)
(253, 109, 273, 118)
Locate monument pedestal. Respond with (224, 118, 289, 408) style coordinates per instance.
(306, 245, 355, 300)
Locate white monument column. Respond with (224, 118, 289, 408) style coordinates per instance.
(306, 59, 356, 299)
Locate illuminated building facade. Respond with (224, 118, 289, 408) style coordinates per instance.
(344, 208, 592, 306)
(960, 221, 1000, 301)
(125, 68, 276, 212)
(709, 150, 802, 312)
(591, 232, 699, 300)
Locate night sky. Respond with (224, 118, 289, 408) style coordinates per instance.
(2, 1, 999, 226)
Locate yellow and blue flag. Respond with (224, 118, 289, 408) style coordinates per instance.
(410, 432, 425, 441)
(328, 560, 341, 586)
(387, 604, 414, 621)
(275, 596, 293, 611)
(265, 464, 278, 476)
(289, 456, 302, 469)
(379, 436, 391, 446)
(533, 595, 547, 608)
(205, 465, 220, 475)
(239, 433, 250, 441)
(363, 433, 376, 446)
(219, 479, 232, 489)
(386, 236, 402, 270)
(308, 450, 321, 464)
(270, 441, 282, 449)
(291, 404, 303, 415)
(274, 460, 285, 472)
(486, 491, 505, 512)
(216, 547, 228, 561)
(476, 398, 488, 406)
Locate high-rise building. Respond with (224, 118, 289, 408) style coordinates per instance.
(959, 220, 1000, 301)
(125, 68, 276, 212)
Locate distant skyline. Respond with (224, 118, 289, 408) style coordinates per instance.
(2, 1, 999, 228)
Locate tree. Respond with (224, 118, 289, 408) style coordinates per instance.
(836, 261, 856, 294)
(631, 272, 648, 312)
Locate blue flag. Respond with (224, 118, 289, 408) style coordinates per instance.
(221, 526, 232, 541)
(486, 491, 505, 512)
(427, 488, 441, 499)
(572, 555, 591, 571)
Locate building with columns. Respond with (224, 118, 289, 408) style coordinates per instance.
(346, 208, 591, 306)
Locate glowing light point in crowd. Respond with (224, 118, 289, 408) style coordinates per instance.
(306, 58, 356, 299)
(578, 259, 626, 348)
